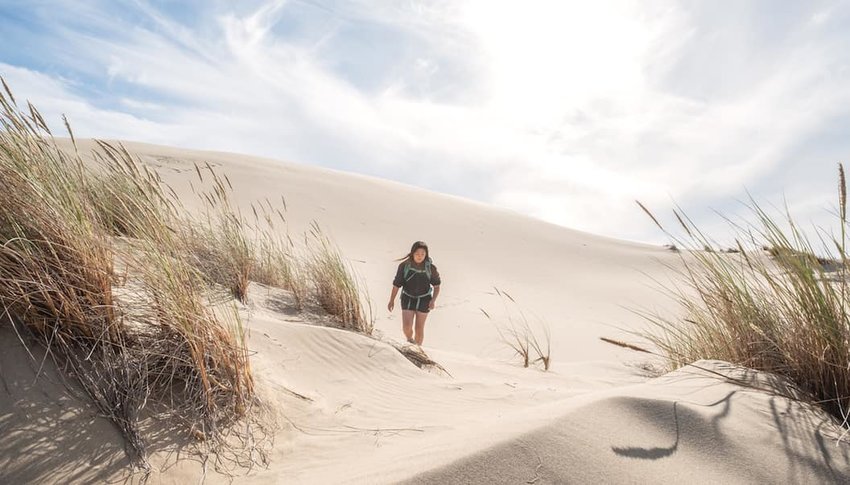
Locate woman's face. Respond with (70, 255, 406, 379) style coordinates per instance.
(412, 248, 427, 264)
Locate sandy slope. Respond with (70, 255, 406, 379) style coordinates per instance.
(2, 139, 848, 483)
(0, 325, 130, 483)
(86, 139, 684, 363)
(405, 361, 850, 484)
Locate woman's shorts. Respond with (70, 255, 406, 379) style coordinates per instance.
(400, 293, 432, 313)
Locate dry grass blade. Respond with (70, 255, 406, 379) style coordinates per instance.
(482, 303, 529, 367)
(673, 209, 693, 238)
(528, 320, 552, 371)
(599, 337, 652, 354)
(838, 163, 847, 222)
(1, 77, 17, 106)
(485, 289, 552, 370)
(636, 200, 664, 232)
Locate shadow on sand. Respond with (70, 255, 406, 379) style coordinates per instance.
(0, 322, 224, 483)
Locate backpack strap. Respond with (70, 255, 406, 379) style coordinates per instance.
(404, 260, 431, 281)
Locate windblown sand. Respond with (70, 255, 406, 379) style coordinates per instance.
(1, 140, 848, 484)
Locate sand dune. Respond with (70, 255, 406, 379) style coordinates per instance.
(2, 140, 848, 483)
(82, 139, 685, 363)
(406, 361, 850, 484)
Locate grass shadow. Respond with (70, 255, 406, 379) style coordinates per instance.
(0, 324, 136, 483)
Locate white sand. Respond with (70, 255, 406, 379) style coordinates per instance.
(2, 139, 848, 483)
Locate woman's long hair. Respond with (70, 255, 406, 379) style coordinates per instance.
(396, 240, 430, 264)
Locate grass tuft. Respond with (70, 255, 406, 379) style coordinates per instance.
(0, 78, 258, 473)
(304, 222, 373, 334)
(636, 165, 850, 423)
(483, 288, 552, 370)
(181, 164, 256, 304)
(250, 199, 307, 308)
(389, 341, 452, 376)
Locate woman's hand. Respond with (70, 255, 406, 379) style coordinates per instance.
(428, 299, 436, 310)
(387, 300, 394, 312)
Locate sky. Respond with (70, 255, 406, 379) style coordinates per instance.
(1, 0, 850, 246)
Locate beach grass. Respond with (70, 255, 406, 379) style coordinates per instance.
(0, 78, 255, 472)
(483, 287, 552, 370)
(636, 166, 850, 423)
(305, 222, 373, 334)
(250, 198, 308, 309)
(181, 164, 257, 304)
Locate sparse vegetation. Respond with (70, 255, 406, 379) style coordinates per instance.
(390, 341, 451, 376)
(635, 165, 850, 424)
(482, 288, 552, 371)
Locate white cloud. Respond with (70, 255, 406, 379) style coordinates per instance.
(0, 62, 176, 142)
(2, 0, 850, 244)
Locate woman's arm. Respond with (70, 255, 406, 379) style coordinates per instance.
(429, 285, 441, 310)
(389, 263, 405, 311)
(388, 285, 400, 311)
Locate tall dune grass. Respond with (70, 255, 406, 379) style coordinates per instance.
(637, 166, 850, 422)
(254, 229, 307, 308)
(0, 86, 145, 454)
(250, 198, 308, 309)
(1, 77, 375, 473)
(0, 79, 255, 472)
(182, 163, 313, 309)
(305, 222, 373, 334)
(183, 164, 256, 304)
(85, 140, 182, 238)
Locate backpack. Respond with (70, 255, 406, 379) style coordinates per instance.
(403, 258, 432, 281)
(402, 259, 433, 299)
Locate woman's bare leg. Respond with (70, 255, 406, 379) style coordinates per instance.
(414, 311, 429, 345)
(402, 310, 415, 342)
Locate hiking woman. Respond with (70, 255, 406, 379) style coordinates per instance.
(388, 241, 441, 345)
